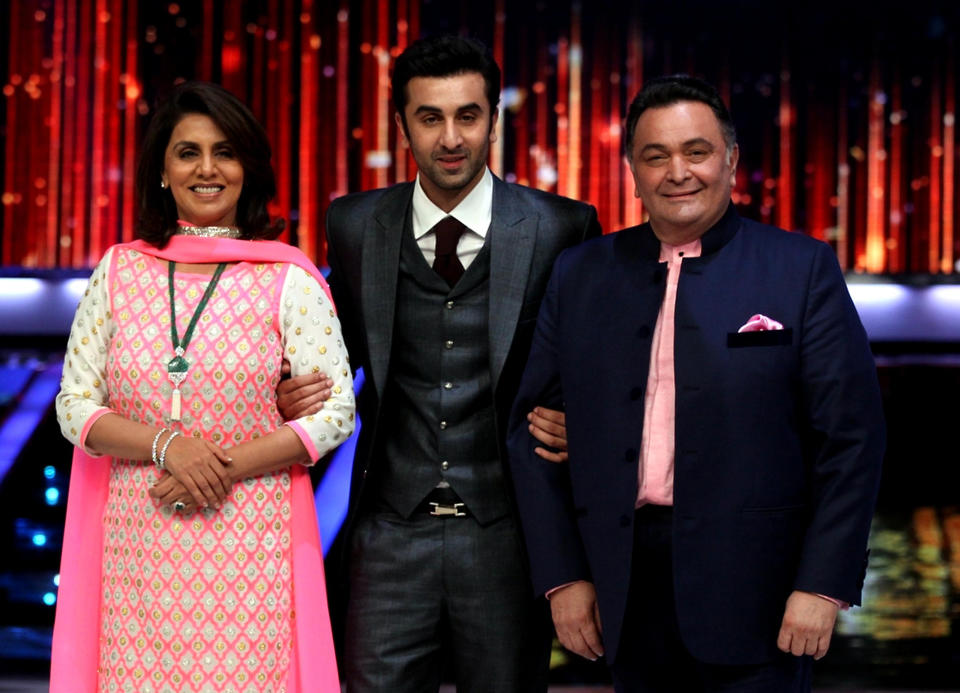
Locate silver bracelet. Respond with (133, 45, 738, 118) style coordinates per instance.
(157, 430, 180, 470)
(151, 427, 169, 467)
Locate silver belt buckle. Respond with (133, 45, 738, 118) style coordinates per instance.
(429, 502, 466, 517)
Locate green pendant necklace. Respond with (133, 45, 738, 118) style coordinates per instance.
(167, 261, 227, 420)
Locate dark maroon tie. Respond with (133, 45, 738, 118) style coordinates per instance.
(431, 216, 467, 287)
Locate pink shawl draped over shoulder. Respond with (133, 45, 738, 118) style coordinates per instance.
(50, 236, 340, 692)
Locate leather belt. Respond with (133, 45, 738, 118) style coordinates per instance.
(415, 487, 470, 518)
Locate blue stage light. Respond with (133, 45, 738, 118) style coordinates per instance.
(32, 532, 47, 547)
(45, 487, 60, 505)
(0, 365, 63, 486)
(43, 592, 57, 606)
(44, 465, 56, 479)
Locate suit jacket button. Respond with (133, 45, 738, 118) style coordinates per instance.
(619, 515, 631, 528)
(629, 387, 643, 401)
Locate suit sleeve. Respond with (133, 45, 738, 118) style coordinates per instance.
(792, 242, 885, 605)
(324, 202, 362, 373)
(581, 204, 602, 241)
(507, 253, 592, 596)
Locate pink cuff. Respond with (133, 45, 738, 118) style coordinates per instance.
(78, 407, 114, 456)
(284, 421, 320, 465)
(814, 592, 849, 610)
(545, 580, 586, 600)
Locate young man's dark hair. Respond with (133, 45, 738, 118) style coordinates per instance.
(624, 74, 737, 155)
(391, 34, 501, 131)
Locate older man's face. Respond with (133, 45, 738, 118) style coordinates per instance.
(628, 101, 738, 244)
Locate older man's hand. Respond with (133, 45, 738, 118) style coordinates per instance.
(550, 580, 604, 661)
(527, 407, 568, 463)
(776, 590, 839, 660)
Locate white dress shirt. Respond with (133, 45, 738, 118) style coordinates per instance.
(411, 167, 493, 268)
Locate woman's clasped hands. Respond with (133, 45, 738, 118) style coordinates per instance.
(148, 433, 234, 512)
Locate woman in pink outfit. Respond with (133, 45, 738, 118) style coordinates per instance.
(52, 82, 352, 693)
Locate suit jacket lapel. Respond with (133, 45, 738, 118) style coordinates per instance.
(488, 178, 536, 390)
(362, 184, 410, 399)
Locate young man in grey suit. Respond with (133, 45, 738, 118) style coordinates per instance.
(280, 35, 600, 692)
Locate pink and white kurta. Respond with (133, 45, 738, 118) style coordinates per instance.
(55, 240, 354, 693)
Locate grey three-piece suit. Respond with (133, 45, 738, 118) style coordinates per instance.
(324, 174, 600, 691)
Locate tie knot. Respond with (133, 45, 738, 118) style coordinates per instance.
(430, 216, 467, 287)
(432, 216, 468, 257)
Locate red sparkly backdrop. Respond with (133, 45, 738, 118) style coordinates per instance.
(0, 1, 957, 274)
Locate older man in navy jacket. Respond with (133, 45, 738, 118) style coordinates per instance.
(508, 75, 885, 692)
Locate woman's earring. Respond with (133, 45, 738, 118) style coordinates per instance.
(160, 180, 167, 189)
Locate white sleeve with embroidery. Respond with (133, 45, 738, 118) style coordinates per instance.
(278, 265, 356, 465)
(55, 247, 116, 453)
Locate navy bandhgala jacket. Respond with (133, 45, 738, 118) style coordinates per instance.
(508, 203, 885, 666)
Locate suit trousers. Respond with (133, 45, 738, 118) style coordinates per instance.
(610, 505, 813, 693)
(344, 508, 551, 692)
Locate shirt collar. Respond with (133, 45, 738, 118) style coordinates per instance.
(658, 237, 702, 263)
(412, 167, 493, 240)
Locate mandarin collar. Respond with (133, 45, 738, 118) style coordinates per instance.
(634, 200, 740, 262)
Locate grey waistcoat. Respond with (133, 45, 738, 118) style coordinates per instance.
(374, 225, 509, 524)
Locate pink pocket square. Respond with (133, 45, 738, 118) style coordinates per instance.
(737, 314, 784, 333)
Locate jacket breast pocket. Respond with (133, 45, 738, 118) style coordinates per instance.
(727, 328, 793, 348)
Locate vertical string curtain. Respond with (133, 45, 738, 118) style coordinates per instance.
(0, 1, 957, 274)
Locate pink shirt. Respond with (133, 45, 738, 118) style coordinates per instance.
(636, 239, 702, 507)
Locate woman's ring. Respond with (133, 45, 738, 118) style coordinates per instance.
(173, 501, 186, 512)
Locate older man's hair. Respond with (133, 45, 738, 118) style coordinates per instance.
(624, 75, 737, 156)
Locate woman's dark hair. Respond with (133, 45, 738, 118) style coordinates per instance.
(135, 81, 284, 245)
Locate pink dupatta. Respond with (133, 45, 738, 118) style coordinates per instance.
(50, 236, 340, 692)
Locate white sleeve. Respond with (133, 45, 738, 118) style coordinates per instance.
(278, 265, 356, 465)
(55, 247, 116, 454)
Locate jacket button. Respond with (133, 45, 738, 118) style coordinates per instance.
(445, 300, 455, 309)
(624, 448, 637, 462)
(619, 515, 631, 528)
(629, 387, 643, 401)
(440, 420, 448, 429)
(444, 340, 454, 349)
(443, 382, 453, 390)
(441, 461, 449, 471)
